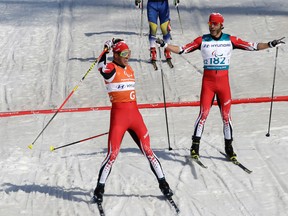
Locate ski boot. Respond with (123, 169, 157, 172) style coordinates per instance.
(164, 48, 174, 68)
(225, 139, 237, 161)
(164, 48, 172, 60)
(150, 47, 157, 62)
(159, 178, 173, 198)
(190, 137, 200, 159)
(91, 183, 105, 203)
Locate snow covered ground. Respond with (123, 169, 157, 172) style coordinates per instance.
(0, 0, 288, 215)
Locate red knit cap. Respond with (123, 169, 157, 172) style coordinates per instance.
(209, 13, 224, 24)
(113, 41, 129, 53)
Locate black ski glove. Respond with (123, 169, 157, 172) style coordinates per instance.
(156, 38, 167, 48)
(173, 0, 180, 6)
(135, 0, 141, 8)
(268, 37, 285, 48)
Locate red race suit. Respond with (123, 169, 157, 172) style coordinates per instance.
(181, 33, 258, 141)
(96, 53, 166, 184)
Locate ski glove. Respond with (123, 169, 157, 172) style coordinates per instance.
(155, 38, 168, 48)
(268, 37, 285, 48)
(104, 40, 113, 52)
(135, 0, 141, 8)
(104, 38, 124, 52)
(173, 0, 180, 6)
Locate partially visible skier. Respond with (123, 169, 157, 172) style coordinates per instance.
(135, 0, 179, 64)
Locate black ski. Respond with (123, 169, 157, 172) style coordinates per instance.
(166, 59, 174, 68)
(151, 61, 158, 70)
(219, 151, 252, 174)
(191, 157, 208, 169)
(91, 196, 105, 216)
(96, 202, 105, 216)
(166, 196, 180, 215)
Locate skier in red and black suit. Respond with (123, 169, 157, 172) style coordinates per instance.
(92, 39, 173, 204)
(156, 13, 285, 160)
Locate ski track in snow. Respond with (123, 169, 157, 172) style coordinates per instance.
(1, 0, 288, 216)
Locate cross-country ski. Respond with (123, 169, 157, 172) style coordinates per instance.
(219, 151, 253, 174)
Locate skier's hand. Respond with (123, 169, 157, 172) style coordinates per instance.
(104, 38, 124, 52)
(104, 40, 113, 52)
(268, 37, 285, 48)
(173, 0, 180, 6)
(135, 0, 141, 8)
(155, 38, 168, 48)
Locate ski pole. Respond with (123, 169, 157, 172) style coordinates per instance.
(266, 47, 279, 137)
(50, 132, 108, 151)
(28, 48, 108, 150)
(158, 47, 172, 150)
(140, 0, 144, 37)
(176, 5, 183, 34)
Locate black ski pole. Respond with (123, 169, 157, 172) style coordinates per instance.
(158, 47, 172, 150)
(50, 132, 108, 151)
(176, 5, 183, 34)
(266, 47, 279, 137)
(140, 0, 144, 37)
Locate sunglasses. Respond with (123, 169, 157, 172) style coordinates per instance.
(208, 22, 221, 26)
(118, 50, 131, 58)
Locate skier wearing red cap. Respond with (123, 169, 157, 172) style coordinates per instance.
(92, 38, 173, 204)
(156, 13, 285, 161)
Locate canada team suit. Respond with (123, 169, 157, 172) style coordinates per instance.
(181, 33, 259, 141)
(96, 52, 166, 184)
